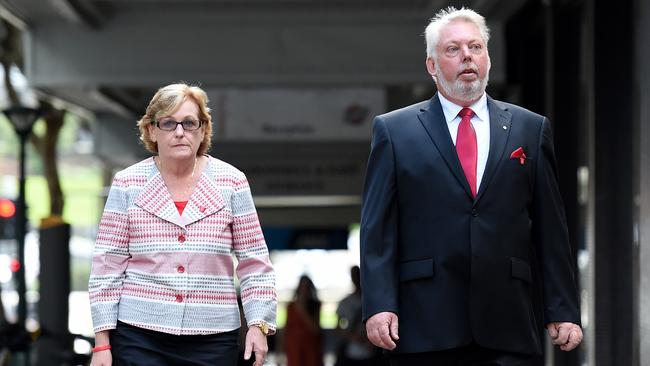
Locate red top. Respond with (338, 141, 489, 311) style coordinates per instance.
(174, 201, 188, 215)
(284, 301, 323, 366)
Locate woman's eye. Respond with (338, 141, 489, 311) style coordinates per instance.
(162, 121, 176, 129)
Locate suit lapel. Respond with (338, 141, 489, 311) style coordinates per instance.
(134, 159, 186, 228)
(475, 96, 512, 202)
(417, 94, 473, 199)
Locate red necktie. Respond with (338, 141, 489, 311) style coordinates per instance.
(456, 108, 477, 197)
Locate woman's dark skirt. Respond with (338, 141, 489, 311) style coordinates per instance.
(110, 321, 240, 366)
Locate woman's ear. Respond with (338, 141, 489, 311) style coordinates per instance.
(148, 122, 157, 143)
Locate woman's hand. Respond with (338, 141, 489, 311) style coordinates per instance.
(90, 330, 112, 366)
(244, 326, 268, 366)
(90, 348, 112, 366)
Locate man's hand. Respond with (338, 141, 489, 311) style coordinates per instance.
(244, 326, 268, 366)
(365, 312, 399, 350)
(547, 322, 583, 351)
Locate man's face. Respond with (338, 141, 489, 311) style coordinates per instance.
(426, 20, 491, 105)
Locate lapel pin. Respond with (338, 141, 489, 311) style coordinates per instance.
(502, 125, 508, 130)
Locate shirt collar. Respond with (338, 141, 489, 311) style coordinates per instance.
(438, 92, 489, 124)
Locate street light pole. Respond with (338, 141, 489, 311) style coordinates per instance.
(15, 128, 28, 327)
(2, 106, 42, 329)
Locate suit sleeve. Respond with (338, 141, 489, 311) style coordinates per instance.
(531, 118, 581, 325)
(360, 116, 400, 322)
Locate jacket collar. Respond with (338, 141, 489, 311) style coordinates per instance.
(417, 93, 512, 203)
(134, 156, 226, 228)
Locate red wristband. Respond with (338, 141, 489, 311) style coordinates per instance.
(92, 344, 112, 353)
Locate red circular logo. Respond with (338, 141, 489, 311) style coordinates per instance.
(0, 199, 16, 218)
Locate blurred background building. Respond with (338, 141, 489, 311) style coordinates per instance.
(0, 0, 648, 365)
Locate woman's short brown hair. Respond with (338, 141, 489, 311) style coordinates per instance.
(137, 82, 213, 155)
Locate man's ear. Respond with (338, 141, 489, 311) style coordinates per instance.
(425, 57, 437, 80)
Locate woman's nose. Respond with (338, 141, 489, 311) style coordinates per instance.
(174, 123, 185, 136)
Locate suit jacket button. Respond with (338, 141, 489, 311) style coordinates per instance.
(471, 209, 478, 217)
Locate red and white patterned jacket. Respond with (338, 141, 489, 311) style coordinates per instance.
(89, 156, 276, 335)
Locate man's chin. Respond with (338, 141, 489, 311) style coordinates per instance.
(449, 87, 483, 103)
(436, 78, 486, 104)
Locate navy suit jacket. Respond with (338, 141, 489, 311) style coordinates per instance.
(360, 94, 580, 355)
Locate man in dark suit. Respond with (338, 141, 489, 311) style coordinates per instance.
(360, 7, 582, 365)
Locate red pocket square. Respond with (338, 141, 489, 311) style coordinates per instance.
(510, 147, 526, 165)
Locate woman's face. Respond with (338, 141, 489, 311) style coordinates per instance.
(148, 99, 205, 160)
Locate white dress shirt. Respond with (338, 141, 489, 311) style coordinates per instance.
(437, 92, 490, 191)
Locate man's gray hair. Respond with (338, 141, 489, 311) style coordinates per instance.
(424, 7, 490, 58)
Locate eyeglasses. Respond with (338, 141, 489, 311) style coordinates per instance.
(153, 118, 203, 131)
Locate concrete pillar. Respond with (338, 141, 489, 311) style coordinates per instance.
(637, 0, 650, 363)
(593, 0, 636, 364)
(34, 223, 71, 366)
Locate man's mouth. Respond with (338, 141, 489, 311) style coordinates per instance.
(459, 69, 478, 76)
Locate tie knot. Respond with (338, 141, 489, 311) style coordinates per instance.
(459, 107, 474, 119)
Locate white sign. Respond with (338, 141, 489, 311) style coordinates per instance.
(207, 88, 385, 141)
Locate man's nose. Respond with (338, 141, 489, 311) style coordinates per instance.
(461, 45, 472, 60)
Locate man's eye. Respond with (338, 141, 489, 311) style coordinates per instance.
(446, 47, 459, 55)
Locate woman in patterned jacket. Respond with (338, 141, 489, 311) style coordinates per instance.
(89, 83, 276, 366)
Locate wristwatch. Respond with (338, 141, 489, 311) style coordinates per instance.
(255, 321, 270, 336)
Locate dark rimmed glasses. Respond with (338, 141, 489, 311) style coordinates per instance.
(153, 118, 203, 131)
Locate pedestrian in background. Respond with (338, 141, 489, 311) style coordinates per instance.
(335, 266, 385, 366)
(284, 275, 323, 366)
